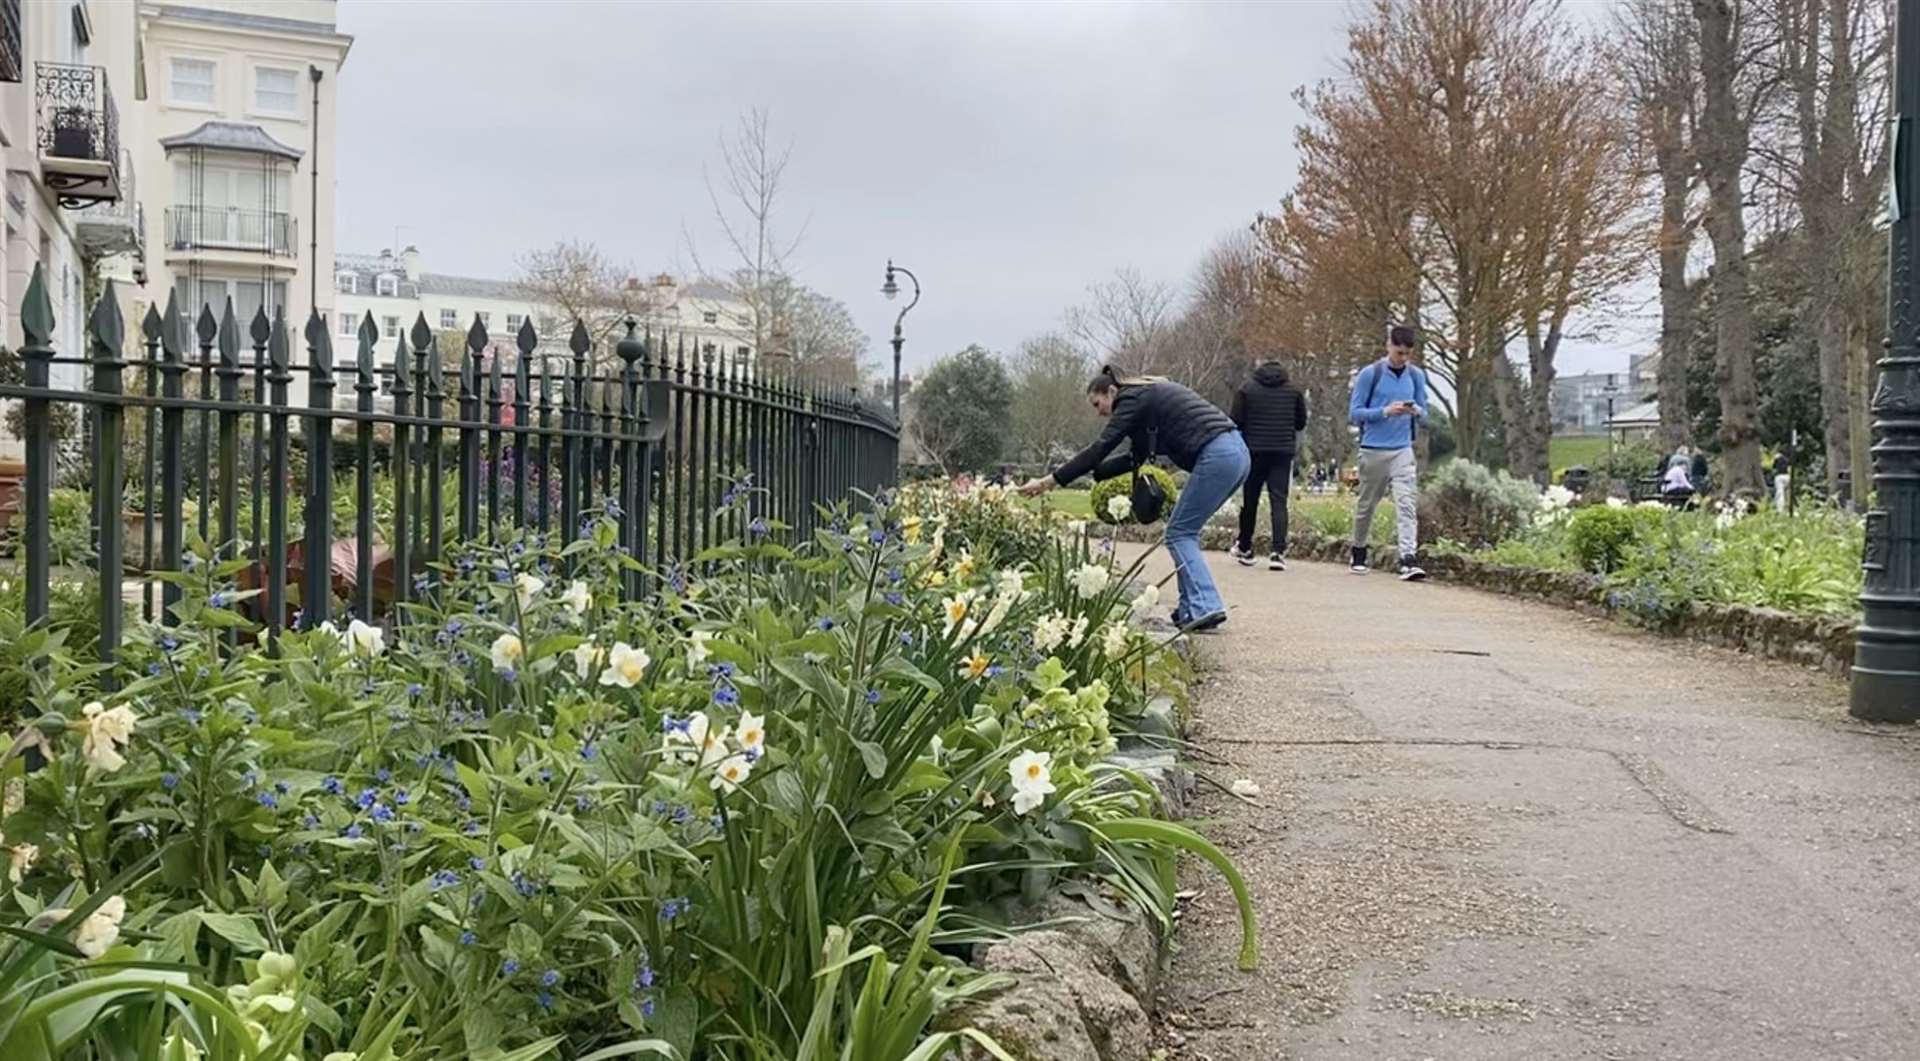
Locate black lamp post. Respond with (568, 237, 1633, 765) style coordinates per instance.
(881, 260, 920, 419)
(1851, 0, 1920, 721)
(1603, 375, 1621, 462)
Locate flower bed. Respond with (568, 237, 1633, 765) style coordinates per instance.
(0, 486, 1252, 1060)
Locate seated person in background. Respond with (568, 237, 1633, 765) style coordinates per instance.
(1661, 461, 1694, 503)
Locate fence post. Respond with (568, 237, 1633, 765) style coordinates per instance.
(564, 321, 588, 541)
(195, 306, 216, 543)
(138, 305, 164, 621)
(216, 299, 241, 564)
(159, 294, 187, 619)
(249, 308, 270, 565)
(486, 335, 503, 537)
(354, 314, 378, 619)
(616, 320, 644, 599)
(515, 319, 534, 529)
(266, 310, 292, 647)
(536, 337, 555, 535)
(17, 264, 54, 624)
(303, 312, 335, 629)
(391, 328, 414, 612)
(89, 282, 126, 676)
(418, 316, 444, 589)
(460, 316, 485, 540)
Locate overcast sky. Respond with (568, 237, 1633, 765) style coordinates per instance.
(332, 0, 1648, 381)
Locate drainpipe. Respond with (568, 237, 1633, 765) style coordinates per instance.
(308, 65, 321, 311)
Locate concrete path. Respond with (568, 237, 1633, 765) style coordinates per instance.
(1129, 546, 1920, 1061)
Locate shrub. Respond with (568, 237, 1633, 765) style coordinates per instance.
(1416, 460, 1539, 548)
(1595, 441, 1664, 492)
(1089, 465, 1180, 526)
(1565, 503, 1664, 573)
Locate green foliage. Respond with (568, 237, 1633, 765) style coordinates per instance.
(1593, 441, 1663, 491)
(1088, 466, 1179, 526)
(1416, 460, 1539, 548)
(0, 482, 1249, 1059)
(1564, 503, 1655, 573)
(908, 345, 1013, 472)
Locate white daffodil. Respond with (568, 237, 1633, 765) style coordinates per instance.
(1007, 751, 1056, 816)
(1072, 563, 1111, 597)
(941, 593, 974, 637)
(1106, 495, 1133, 521)
(960, 652, 992, 680)
(489, 633, 524, 674)
(699, 721, 733, 768)
(1102, 622, 1131, 658)
(513, 572, 545, 610)
(1067, 615, 1090, 648)
(1032, 612, 1071, 653)
(710, 754, 754, 793)
(1715, 510, 1737, 532)
(665, 711, 711, 764)
(560, 580, 592, 618)
(343, 619, 385, 658)
(3, 778, 22, 817)
(996, 568, 1027, 602)
(1605, 496, 1627, 508)
(735, 711, 766, 756)
(1129, 584, 1160, 618)
(951, 550, 976, 583)
(599, 642, 651, 689)
(52, 894, 127, 959)
(572, 641, 605, 682)
(1066, 519, 1087, 535)
(1540, 484, 1575, 511)
(6, 840, 37, 884)
(80, 701, 137, 773)
(687, 629, 714, 669)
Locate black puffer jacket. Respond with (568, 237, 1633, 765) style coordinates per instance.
(1229, 363, 1308, 453)
(1052, 380, 1237, 486)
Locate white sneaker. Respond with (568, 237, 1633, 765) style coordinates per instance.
(1269, 553, 1287, 571)
(1229, 544, 1256, 567)
(1398, 558, 1427, 582)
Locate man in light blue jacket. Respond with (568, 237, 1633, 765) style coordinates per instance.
(1347, 326, 1429, 581)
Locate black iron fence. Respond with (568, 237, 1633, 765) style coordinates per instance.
(1, 265, 899, 676)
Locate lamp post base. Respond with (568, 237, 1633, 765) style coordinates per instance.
(1851, 596, 1920, 721)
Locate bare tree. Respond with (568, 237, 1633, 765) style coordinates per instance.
(1008, 331, 1098, 463)
(773, 278, 870, 388)
(1616, 0, 1704, 452)
(1065, 267, 1179, 373)
(515, 241, 665, 358)
(690, 107, 808, 357)
(1691, 0, 1774, 494)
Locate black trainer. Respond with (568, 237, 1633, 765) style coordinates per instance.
(1229, 543, 1256, 567)
(1269, 553, 1287, 572)
(1349, 546, 1370, 575)
(1398, 556, 1428, 582)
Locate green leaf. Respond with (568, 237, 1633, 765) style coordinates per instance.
(196, 911, 268, 954)
(852, 739, 887, 780)
(848, 816, 916, 853)
(1097, 817, 1259, 971)
(463, 1003, 504, 1056)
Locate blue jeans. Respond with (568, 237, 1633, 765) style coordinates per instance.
(1168, 431, 1250, 621)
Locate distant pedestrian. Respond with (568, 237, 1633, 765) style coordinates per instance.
(1228, 357, 1308, 571)
(1348, 325, 1429, 581)
(1019, 366, 1249, 631)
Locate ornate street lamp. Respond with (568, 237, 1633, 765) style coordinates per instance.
(881, 260, 920, 419)
(1602, 375, 1621, 462)
(1851, 0, 1920, 721)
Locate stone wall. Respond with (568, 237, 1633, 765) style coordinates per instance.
(1099, 524, 1856, 676)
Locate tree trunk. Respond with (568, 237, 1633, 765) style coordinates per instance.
(1656, 156, 1695, 452)
(1850, 331, 1873, 504)
(1692, 0, 1764, 495)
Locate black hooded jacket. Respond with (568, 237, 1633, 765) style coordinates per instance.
(1051, 380, 1236, 486)
(1229, 363, 1308, 453)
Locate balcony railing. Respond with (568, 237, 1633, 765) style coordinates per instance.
(0, 0, 22, 83)
(164, 206, 297, 258)
(35, 61, 120, 205)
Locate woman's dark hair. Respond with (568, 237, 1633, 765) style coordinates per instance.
(1086, 365, 1122, 395)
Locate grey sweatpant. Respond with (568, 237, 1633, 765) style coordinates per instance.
(1352, 447, 1418, 560)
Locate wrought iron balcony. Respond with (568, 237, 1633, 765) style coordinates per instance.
(73, 151, 143, 260)
(164, 206, 297, 258)
(35, 62, 120, 205)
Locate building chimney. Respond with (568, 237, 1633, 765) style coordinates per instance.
(378, 248, 394, 272)
(402, 245, 421, 282)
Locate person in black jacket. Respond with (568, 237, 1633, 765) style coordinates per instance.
(1019, 366, 1250, 631)
(1228, 359, 1308, 570)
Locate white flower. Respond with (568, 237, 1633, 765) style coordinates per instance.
(1715, 510, 1737, 532)
(928, 735, 945, 761)
(1230, 779, 1262, 798)
(664, 711, 710, 763)
(735, 711, 766, 756)
(941, 593, 975, 637)
(1101, 623, 1131, 658)
(489, 633, 524, 674)
(1066, 519, 1087, 535)
(1106, 494, 1133, 521)
(5, 838, 36, 884)
(4, 778, 22, 817)
(698, 721, 732, 767)
(560, 580, 592, 618)
(687, 629, 714, 669)
(710, 754, 754, 793)
(572, 641, 605, 682)
(1605, 497, 1627, 508)
(1008, 750, 1056, 816)
(1540, 484, 1575, 511)
(1637, 500, 1666, 510)
(1072, 563, 1111, 597)
(80, 701, 137, 773)
(1129, 584, 1160, 619)
(1032, 612, 1071, 653)
(514, 572, 545, 610)
(996, 568, 1027, 602)
(51, 894, 127, 959)
(162, 1035, 205, 1061)
(1067, 615, 1090, 648)
(598, 642, 651, 689)
(342, 619, 385, 658)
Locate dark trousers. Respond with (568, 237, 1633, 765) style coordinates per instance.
(1237, 450, 1293, 554)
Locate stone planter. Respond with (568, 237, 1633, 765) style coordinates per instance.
(0, 457, 25, 526)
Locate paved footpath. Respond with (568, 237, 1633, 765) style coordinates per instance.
(1125, 546, 1920, 1061)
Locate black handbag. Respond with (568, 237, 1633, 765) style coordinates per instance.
(1129, 428, 1167, 523)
